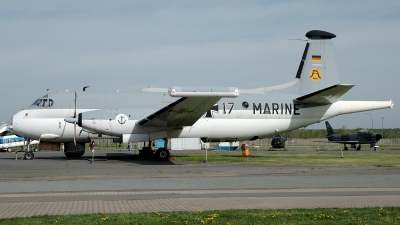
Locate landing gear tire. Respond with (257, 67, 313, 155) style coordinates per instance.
(7, 147, 12, 153)
(64, 150, 85, 158)
(156, 148, 170, 160)
(64, 142, 85, 158)
(139, 147, 154, 160)
(24, 152, 34, 160)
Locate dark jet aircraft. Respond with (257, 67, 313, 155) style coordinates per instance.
(324, 121, 382, 151)
(269, 134, 288, 151)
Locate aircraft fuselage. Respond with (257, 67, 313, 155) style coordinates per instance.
(11, 90, 392, 144)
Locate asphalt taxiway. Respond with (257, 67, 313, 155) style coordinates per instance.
(0, 150, 399, 218)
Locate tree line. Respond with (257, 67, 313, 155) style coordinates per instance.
(278, 127, 400, 139)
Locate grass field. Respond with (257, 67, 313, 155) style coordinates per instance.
(171, 151, 400, 167)
(1, 207, 399, 224)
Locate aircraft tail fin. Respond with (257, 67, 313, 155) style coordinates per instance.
(296, 30, 342, 96)
(243, 31, 351, 99)
(325, 121, 337, 137)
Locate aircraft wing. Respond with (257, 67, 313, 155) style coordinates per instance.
(137, 97, 221, 128)
(296, 84, 354, 104)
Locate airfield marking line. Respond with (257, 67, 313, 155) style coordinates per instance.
(1, 187, 400, 198)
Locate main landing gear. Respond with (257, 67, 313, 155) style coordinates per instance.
(138, 147, 170, 160)
(138, 140, 170, 160)
(343, 144, 362, 151)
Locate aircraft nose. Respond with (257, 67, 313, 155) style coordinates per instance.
(376, 134, 382, 141)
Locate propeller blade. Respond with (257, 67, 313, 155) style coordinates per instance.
(74, 91, 77, 145)
(74, 122, 76, 145)
(74, 91, 77, 118)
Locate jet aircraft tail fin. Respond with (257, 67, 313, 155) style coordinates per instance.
(295, 30, 342, 97)
(325, 121, 338, 137)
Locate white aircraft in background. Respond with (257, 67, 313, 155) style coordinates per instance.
(0, 122, 39, 153)
(10, 30, 393, 160)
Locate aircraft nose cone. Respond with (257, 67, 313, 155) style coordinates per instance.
(376, 134, 382, 141)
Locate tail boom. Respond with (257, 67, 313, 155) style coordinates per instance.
(320, 100, 393, 121)
(338, 101, 394, 115)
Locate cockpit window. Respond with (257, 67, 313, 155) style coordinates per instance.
(30, 99, 54, 108)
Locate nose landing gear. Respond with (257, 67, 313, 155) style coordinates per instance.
(24, 151, 35, 160)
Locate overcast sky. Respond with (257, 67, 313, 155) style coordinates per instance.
(1, 1, 399, 129)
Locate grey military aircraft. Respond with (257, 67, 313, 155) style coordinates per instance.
(324, 121, 382, 150)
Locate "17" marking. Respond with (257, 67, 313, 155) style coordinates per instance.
(223, 102, 235, 114)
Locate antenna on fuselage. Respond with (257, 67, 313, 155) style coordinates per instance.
(46, 88, 53, 98)
(83, 86, 90, 91)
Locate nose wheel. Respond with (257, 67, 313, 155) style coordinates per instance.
(24, 151, 35, 160)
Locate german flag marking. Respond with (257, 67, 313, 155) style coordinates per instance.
(312, 55, 321, 62)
